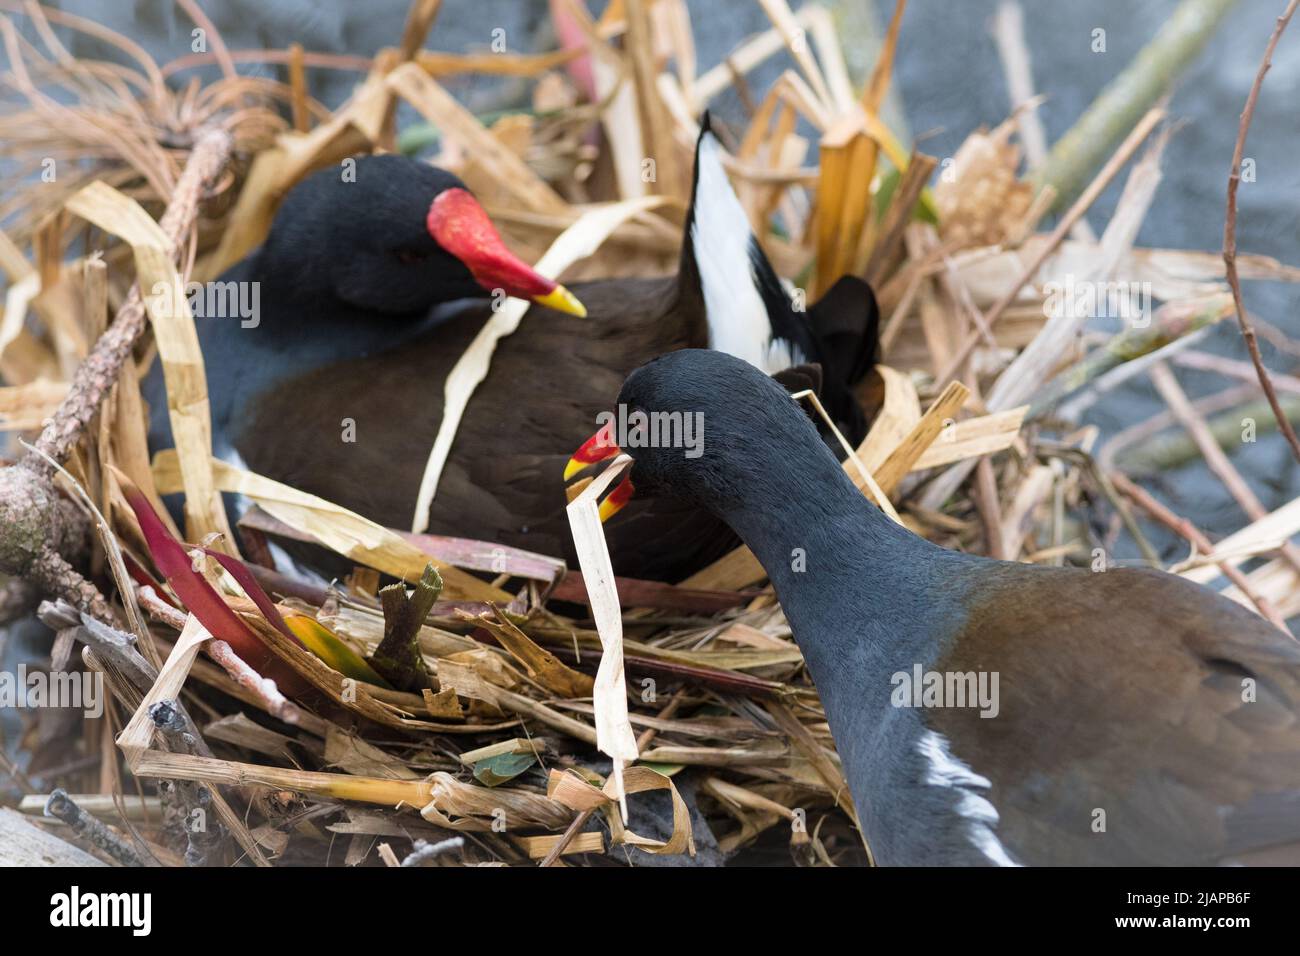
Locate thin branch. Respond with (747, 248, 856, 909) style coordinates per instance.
(1222, 0, 1300, 465)
(401, 836, 464, 867)
(44, 788, 151, 866)
(1150, 361, 1300, 584)
(136, 585, 306, 725)
(207, 639, 304, 725)
(539, 808, 594, 868)
(0, 128, 232, 622)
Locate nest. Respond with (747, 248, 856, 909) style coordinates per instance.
(1, 0, 1297, 868)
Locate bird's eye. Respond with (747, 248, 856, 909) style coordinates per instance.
(394, 248, 429, 265)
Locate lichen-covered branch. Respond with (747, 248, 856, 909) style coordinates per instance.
(0, 129, 233, 621)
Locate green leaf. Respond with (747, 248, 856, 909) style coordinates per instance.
(473, 752, 536, 787)
(283, 614, 392, 688)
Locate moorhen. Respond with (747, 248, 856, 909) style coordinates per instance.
(146, 121, 878, 581)
(573, 349, 1300, 866)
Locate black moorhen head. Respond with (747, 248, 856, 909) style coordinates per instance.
(575, 349, 1300, 866)
(256, 153, 586, 318)
(146, 153, 584, 466)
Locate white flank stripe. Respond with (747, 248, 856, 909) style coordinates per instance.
(918, 729, 1021, 866)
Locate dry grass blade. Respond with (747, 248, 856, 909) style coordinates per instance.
(63, 181, 233, 549)
(150, 450, 507, 601)
(565, 455, 639, 812)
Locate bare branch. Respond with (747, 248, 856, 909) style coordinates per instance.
(1222, 0, 1300, 465)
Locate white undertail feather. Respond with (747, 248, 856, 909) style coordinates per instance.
(918, 730, 1021, 866)
(762, 338, 806, 375)
(691, 132, 802, 374)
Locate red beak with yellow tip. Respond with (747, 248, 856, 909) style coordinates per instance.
(566, 423, 634, 522)
(427, 188, 587, 317)
(598, 474, 635, 522)
(564, 422, 618, 480)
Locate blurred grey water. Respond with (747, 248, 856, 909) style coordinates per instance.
(888, 0, 1300, 551)
(2, 1, 1298, 779)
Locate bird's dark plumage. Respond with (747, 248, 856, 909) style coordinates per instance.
(146, 128, 879, 581)
(611, 349, 1300, 865)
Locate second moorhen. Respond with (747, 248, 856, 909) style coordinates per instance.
(573, 349, 1300, 865)
(146, 120, 878, 581)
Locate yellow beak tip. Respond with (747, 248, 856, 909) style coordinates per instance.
(534, 285, 587, 318)
(563, 459, 584, 481)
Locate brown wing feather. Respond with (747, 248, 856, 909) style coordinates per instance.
(930, 565, 1300, 865)
(235, 275, 732, 578)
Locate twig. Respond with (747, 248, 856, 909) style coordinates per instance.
(1150, 363, 1270, 514)
(44, 788, 150, 866)
(1037, 445, 1162, 566)
(1172, 350, 1300, 394)
(136, 584, 190, 631)
(1246, 312, 1300, 359)
(39, 599, 220, 764)
(213, 640, 304, 726)
(991, 1, 1048, 169)
(39, 600, 259, 864)
(148, 700, 225, 866)
(37, 600, 160, 708)
(174, 0, 237, 80)
(1222, 0, 1300, 465)
(28, 128, 232, 470)
(974, 457, 1006, 559)
(539, 808, 594, 868)
(136, 585, 306, 725)
(0, 747, 38, 795)
(22, 438, 153, 659)
(0, 129, 233, 621)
